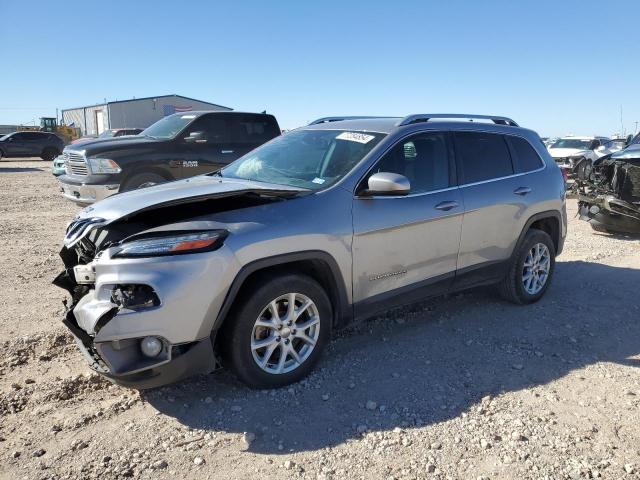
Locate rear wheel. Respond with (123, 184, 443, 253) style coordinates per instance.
(498, 228, 556, 304)
(41, 147, 58, 162)
(121, 172, 167, 191)
(220, 274, 332, 389)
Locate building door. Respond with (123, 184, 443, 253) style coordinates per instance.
(95, 110, 105, 134)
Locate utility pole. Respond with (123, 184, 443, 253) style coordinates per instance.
(620, 105, 625, 136)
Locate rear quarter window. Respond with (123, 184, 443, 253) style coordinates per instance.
(454, 131, 514, 184)
(508, 136, 544, 173)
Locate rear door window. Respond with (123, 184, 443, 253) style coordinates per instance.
(230, 114, 280, 144)
(454, 132, 514, 184)
(508, 136, 544, 173)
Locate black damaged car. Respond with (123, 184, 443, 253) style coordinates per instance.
(574, 133, 640, 234)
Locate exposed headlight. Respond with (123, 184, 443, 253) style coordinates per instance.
(88, 157, 122, 174)
(113, 230, 227, 258)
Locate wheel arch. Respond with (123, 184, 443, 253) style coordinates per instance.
(121, 166, 174, 189)
(514, 210, 562, 257)
(212, 251, 351, 336)
(41, 145, 60, 156)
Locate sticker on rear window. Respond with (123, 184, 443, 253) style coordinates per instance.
(312, 177, 326, 184)
(336, 132, 375, 144)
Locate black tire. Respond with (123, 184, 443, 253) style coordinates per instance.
(41, 147, 58, 162)
(121, 172, 167, 191)
(220, 274, 332, 389)
(498, 228, 556, 305)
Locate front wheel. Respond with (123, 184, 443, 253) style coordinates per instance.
(220, 274, 332, 388)
(498, 228, 556, 304)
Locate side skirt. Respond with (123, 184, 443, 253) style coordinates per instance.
(352, 260, 510, 324)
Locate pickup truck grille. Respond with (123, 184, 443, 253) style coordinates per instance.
(64, 151, 88, 176)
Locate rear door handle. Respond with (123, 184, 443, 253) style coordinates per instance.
(221, 150, 234, 154)
(435, 200, 459, 211)
(514, 186, 532, 196)
(169, 160, 181, 168)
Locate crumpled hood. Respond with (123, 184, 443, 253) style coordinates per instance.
(548, 147, 590, 158)
(76, 175, 305, 223)
(612, 144, 640, 160)
(63, 175, 306, 248)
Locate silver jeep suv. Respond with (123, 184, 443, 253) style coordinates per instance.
(54, 114, 567, 389)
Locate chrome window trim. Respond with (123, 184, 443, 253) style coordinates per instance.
(458, 164, 547, 189)
(356, 185, 460, 200)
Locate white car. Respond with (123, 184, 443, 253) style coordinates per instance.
(547, 136, 615, 174)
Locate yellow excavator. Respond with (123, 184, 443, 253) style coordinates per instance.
(17, 117, 81, 142)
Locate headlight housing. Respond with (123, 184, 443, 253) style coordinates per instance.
(113, 230, 227, 258)
(88, 157, 122, 174)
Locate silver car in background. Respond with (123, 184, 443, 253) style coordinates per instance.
(54, 113, 567, 389)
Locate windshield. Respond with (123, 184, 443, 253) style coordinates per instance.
(141, 113, 197, 139)
(220, 129, 386, 189)
(630, 133, 640, 146)
(550, 138, 592, 150)
(98, 130, 115, 138)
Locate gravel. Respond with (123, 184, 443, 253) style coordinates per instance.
(1, 159, 640, 479)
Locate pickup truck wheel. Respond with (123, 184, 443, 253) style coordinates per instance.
(41, 148, 58, 162)
(498, 228, 556, 305)
(221, 274, 332, 389)
(121, 173, 167, 191)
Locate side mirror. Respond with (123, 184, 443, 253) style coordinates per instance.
(595, 145, 606, 152)
(184, 131, 207, 144)
(364, 172, 410, 196)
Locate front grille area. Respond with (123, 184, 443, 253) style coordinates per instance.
(64, 151, 88, 176)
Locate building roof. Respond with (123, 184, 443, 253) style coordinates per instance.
(62, 94, 232, 112)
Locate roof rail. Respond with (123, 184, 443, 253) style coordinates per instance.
(308, 116, 393, 125)
(397, 114, 519, 127)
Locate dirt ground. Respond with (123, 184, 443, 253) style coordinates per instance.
(1, 158, 639, 480)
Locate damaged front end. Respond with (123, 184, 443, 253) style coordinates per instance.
(53, 224, 224, 389)
(52, 177, 304, 388)
(573, 147, 640, 234)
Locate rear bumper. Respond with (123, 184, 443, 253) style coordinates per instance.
(58, 176, 120, 205)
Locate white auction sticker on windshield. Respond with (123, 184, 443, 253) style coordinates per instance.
(312, 177, 326, 184)
(336, 132, 375, 144)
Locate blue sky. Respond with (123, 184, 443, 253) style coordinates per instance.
(0, 0, 638, 136)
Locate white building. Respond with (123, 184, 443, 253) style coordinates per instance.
(61, 94, 232, 136)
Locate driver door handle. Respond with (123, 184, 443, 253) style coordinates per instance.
(221, 150, 234, 154)
(435, 200, 459, 211)
(514, 186, 532, 196)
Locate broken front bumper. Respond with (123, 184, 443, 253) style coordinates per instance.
(578, 194, 640, 234)
(56, 246, 239, 388)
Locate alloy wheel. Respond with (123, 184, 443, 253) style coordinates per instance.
(522, 243, 551, 295)
(250, 293, 320, 374)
